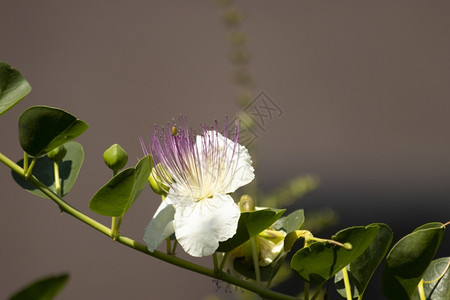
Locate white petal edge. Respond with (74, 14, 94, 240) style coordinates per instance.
(174, 193, 240, 257)
(196, 131, 255, 194)
(143, 201, 175, 252)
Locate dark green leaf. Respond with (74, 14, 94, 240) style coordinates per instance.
(0, 62, 31, 116)
(412, 257, 450, 300)
(382, 222, 445, 300)
(335, 223, 393, 298)
(273, 209, 305, 233)
(18, 106, 88, 156)
(290, 224, 379, 285)
(89, 155, 151, 217)
(9, 273, 69, 300)
(217, 208, 285, 252)
(12, 141, 84, 198)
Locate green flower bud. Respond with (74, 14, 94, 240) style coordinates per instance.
(148, 163, 170, 196)
(103, 144, 128, 174)
(239, 194, 255, 212)
(47, 145, 67, 162)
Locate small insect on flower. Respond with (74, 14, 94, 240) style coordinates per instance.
(142, 116, 255, 257)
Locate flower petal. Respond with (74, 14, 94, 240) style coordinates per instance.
(174, 194, 240, 257)
(196, 131, 254, 194)
(223, 140, 254, 193)
(143, 200, 175, 252)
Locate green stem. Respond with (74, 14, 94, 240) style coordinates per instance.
(111, 217, 118, 239)
(53, 161, 62, 197)
(250, 236, 261, 285)
(172, 240, 178, 255)
(23, 152, 28, 174)
(418, 279, 426, 300)
(25, 156, 37, 179)
(311, 282, 324, 300)
(304, 282, 309, 300)
(213, 253, 219, 274)
(219, 252, 229, 272)
(166, 237, 172, 255)
(0, 152, 297, 300)
(341, 267, 352, 300)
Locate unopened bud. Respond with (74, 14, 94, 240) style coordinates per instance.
(47, 145, 67, 162)
(103, 144, 128, 174)
(239, 195, 255, 212)
(343, 243, 353, 250)
(149, 164, 170, 195)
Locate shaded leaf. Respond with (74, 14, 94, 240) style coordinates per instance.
(217, 208, 285, 252)
(290, 224, 379, 285)
(273, 209, 305, 234)
(0, 62, 31, 116)
(335, 223, 393, 298)
(12, 141, 84, 198)
(89, 155, 151, 217)
(9, 273, 69, 300)
(19, 106, 88, 156)
(382, 222, 445, 300)
(412, 257, 450, 300)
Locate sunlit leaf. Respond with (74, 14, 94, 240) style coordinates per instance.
(9, 273, 69, 300)
(0, 62, 31, 116)
(89, 155, 151, 217)
(290, 224, 379, 285)
(335, 223, 393, 298)
(381, 222, 445, 300)
(411, 257, 450, 300)
(217, 208, 285, 252)
(18, 106, 88, 156)
(12, 141, 84, 198)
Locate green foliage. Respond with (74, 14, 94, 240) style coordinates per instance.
(18, 106, 89, 157)
(273, 209, 305, 234)
(382, 222, 445, 300)
(232, 210, 304, 283)
(217, 208, 285, 252)
(9, 273, 69, 300)
(335, 223, 393, 298)
(290, 224, 379, 285)
(0, 62, 31, 116)
(89, 155, 151, 217)
(412, 257, 450, 300)
(12, 141, 84, 198)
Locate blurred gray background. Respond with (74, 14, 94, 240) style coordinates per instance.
(1, 1, 449, 299)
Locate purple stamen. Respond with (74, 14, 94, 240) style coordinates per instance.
(142, 116, 241, 200)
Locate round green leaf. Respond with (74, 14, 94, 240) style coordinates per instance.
(18, 106, 89, 156)
(290, 224, 379, 285)
(217, 208, 285, 253)
(12, 141, 84, 198)
(0, 62, 31, 116)
(335, 223, 393, 298)
(9, 273, 69, 300)
(381, 222, 445, 300)
(89, 155, 151, 217)
(412, 257, 450, 300)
